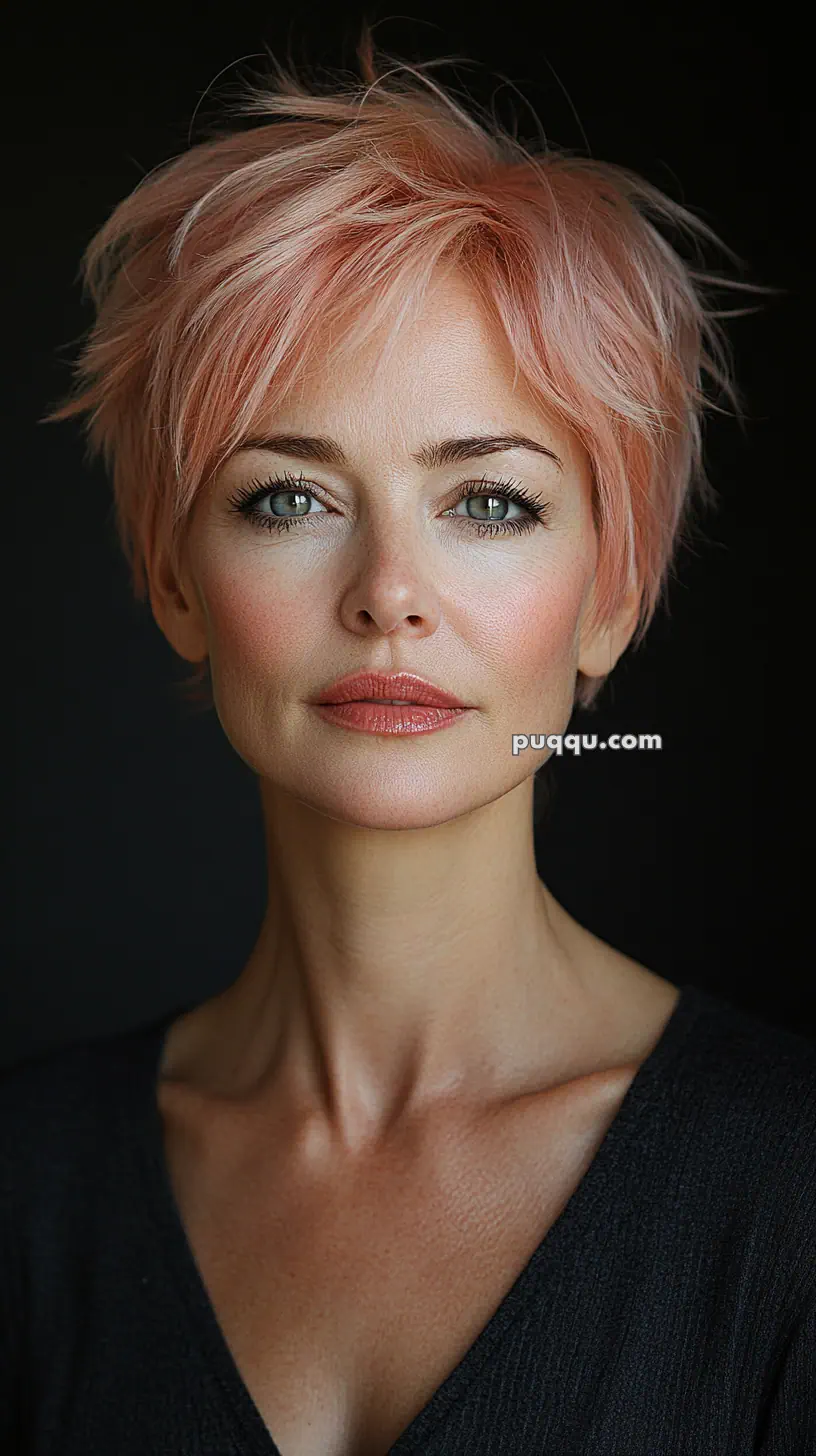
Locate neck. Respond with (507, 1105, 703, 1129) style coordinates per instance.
(173, 775, 612, 1146)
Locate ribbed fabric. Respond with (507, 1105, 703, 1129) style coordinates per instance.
(1, 980, 814, 1455)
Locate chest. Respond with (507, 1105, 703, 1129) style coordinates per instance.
(156, 1068, 635, 1456)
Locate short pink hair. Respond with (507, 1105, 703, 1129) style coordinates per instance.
(41, 25, 779, 711)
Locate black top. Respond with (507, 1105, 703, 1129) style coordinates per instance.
(1, 980, 815, 1455)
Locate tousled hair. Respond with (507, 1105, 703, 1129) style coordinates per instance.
(41, 22, 781, 713)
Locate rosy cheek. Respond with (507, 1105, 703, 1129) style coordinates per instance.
(466, 563, 589, 681)
(537, 580, 588, 669)
(198, 568, 312, 671)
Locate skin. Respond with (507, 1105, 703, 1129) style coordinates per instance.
(148, 263, 659, 1153)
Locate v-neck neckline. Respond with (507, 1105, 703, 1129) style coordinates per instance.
(132, 980, 705, 1456)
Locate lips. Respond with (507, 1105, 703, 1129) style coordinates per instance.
(313, 671, 469, 709)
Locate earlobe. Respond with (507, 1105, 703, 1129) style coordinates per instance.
(577, 584, 641, 681)
(578, 621, 624, 680)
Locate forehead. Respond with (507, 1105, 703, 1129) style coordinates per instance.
(253, 268, 569, 468)
(301, 269, 511, 398)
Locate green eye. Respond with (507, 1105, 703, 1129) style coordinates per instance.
(226, 470, 552, 539)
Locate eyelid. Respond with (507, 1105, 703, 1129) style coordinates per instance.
(237, 471, 333, 509)
(232, 469, 536, 507)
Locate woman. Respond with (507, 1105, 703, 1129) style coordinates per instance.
(3, 26, 813, 1456)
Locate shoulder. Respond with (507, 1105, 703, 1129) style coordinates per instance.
(674, 986, 816, 1281)
(0, 1022, 135, 1119)
(0, 1012, 174, 1213)
(0, 1035, 111, 1205)
(681, 985, 816, 1127)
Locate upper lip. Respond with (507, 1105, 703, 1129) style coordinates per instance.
(313, 672, 470, 708)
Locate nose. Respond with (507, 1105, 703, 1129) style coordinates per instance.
(337, 534, 442, 640)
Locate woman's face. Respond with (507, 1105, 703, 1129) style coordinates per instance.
(163, 267, 615, 830)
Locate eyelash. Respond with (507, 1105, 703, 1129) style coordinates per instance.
(226, 470, 553, 539)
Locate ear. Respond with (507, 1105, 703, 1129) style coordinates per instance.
(146, 536, 209, 666)
(577, 580, 641, 680)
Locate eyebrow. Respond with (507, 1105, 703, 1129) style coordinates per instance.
(233, 432, 563, 473)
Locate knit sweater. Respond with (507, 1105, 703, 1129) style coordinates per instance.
(1, 980, 814, 1454)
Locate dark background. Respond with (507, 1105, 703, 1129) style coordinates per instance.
(5, 4, 807, 1069)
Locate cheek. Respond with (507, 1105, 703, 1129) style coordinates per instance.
(465, 560, 589, 703)
(196, 564, 321, 680)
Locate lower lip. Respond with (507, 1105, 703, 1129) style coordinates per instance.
(312, 702, 472, 735)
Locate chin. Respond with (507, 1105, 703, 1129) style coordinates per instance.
(283, 770, 521, 832)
